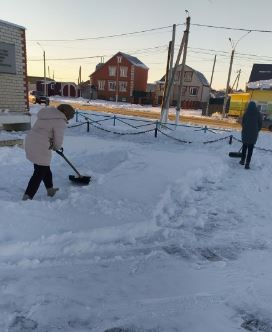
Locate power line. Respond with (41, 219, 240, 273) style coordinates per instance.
(27, 45, 168, 61)
(28, 25, 182, 42)
(28, 55, 104, 61)
(27, 22, 272, 44)
(191, 23, 272, 33)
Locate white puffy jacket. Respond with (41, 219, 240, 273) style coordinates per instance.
(25, 107, 67, 166)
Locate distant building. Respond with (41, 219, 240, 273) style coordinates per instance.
(28, 75, 51, 92)
(89, 52, 149, 103)
(0, 19, 28, 113)
(248, 64, 272, 83)
(155, 64, 210, 110)
(36, 80, 79, 98)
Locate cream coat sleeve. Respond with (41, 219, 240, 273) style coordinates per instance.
(52, 119, 67, 150)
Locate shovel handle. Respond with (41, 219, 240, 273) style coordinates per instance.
(55, 149, 82, 177)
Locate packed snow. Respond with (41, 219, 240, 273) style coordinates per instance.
(0, 104, 272, 331)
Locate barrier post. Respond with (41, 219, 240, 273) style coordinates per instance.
(155, 121, 159, 137)
(87, 121, 90, 132)
(113, 115, 116, 126)
(76, 111, 78, 122)
(229, 135, 233, 145)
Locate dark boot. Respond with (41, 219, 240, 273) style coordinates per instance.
(239, 160, 245, 165)
(245, 164, 250, 169)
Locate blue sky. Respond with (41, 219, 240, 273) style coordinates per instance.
(1, 0, 272, 89)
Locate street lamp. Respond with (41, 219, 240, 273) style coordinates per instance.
(37, 42, 47, 98)
(222, 31, 251, 117)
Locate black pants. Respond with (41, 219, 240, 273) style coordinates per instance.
(241, 144, 254, 166)
(25, 164, 53, 199)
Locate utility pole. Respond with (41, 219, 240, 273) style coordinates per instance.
(37, 42, 47, 97)
(160, 13, 189, 122)
(79, 66, 82, 84)
(205, 54, 217, 116)
(116, 55, 122, 103)
(222, 45, 234, 117)
(160, 41, 172, 123)
(236, 69, 241, 91)
(161, 24, 176, 124)
(43, 50, 46, 97)
(175, 14, 190, 125)
(222, 31, 251, 117)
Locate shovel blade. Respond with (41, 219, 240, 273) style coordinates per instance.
(229, 152, 243, 158)
(69, 175, 91, 185)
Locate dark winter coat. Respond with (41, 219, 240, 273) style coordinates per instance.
(241, 101, 262, 145)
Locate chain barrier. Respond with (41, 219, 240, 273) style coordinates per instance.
(157, 129, 192, 144)
(89, 121, 156, 136)
(68, 121, 88, 129)
(115, 117, 139, 129)
(72, 111, 272, 151)
(203, 135, 232, 144)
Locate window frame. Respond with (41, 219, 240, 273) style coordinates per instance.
(184, 71, 193, 82)
(189, 86, 198, 96)
(108, 80, 116, 91)
(119, 81, 127, 92)
(120, 66, 128, 78)
(108, 66, 116, 77)
(97, 80, 105, 91)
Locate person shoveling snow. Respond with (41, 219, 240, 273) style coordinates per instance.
(23, 104, 75, 200)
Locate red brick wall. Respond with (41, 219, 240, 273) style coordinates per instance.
(134, 66, 148, 91)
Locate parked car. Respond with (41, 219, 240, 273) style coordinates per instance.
(28, 90, 49, 105)
(262, 114, 272, 131)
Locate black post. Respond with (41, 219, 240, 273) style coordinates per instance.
(113, 115, 116, 126)
(155, 121, 159, 137)
(229, 135, 233, 145)
(76, 111, 78, 122)
(87, 121, 90, 132)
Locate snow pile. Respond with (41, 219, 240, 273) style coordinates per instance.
(0, 105, 272, 331)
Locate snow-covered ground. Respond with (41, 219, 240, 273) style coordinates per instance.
(50, 96, 208, 118)
(0, 104, 272, 331)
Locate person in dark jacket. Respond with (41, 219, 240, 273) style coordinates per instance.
(240, 101, 262, 169)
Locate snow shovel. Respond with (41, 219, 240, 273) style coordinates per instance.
(229, 146, 242, 158)
(56, 149, 91, 185)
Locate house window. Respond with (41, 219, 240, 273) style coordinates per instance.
(50, 83, 54, 89)
(189, 87, 198, 96)
(182, 86, 187, 96)
(120, 66, 128, 77)
(109, 66, 116, 77)
(119, 81, 127, 92)
(108, 81, 116, 91)
(184, 71, 193, 82)
(98, 80, 105, 91)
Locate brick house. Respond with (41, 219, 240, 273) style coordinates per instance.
(155, 64, 210, 110)
(0, 19, 28, 113)
(89, 52, 149, 103)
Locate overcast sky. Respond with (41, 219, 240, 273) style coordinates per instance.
(1, 0, 272, 90)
